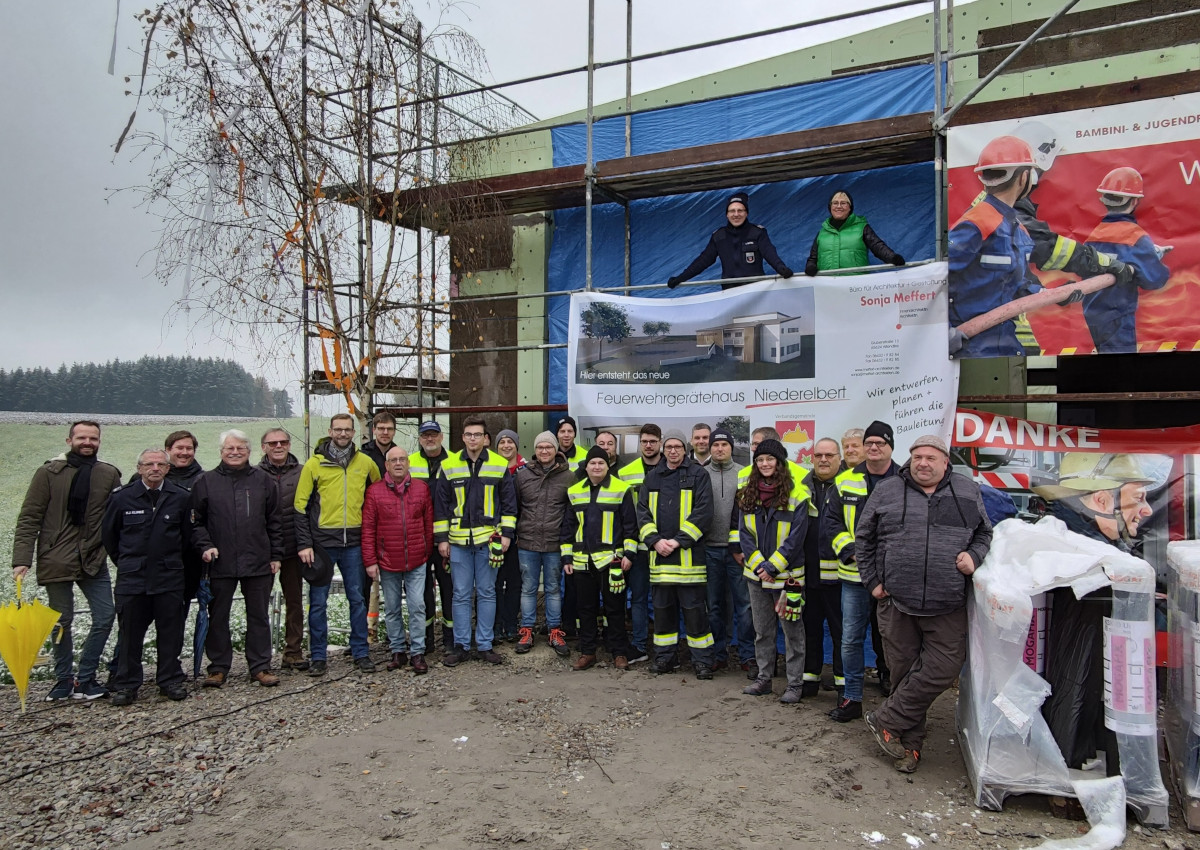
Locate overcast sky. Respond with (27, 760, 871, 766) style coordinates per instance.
(0, 0, 934, 402)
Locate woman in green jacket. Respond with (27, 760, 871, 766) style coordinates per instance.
(804, 190, 905, 275)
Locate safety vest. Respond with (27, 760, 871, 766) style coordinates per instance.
(739, 477, 812, 589)
(816, 214, 868, 271)
(618, 455, 660, 550)
(433, 449, 516, 546)
(831, 467, 869, 583)
(560, 444, 588, 472)
(408, 449, 446, 482)
(561, 476, 637, 570)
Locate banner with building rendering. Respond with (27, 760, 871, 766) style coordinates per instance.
(946, 91, 1200, 358)
(566, 264, 957, 464)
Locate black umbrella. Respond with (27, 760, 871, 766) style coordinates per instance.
(192, 575, 213, 679)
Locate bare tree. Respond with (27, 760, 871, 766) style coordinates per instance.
(121, 0, 522, 421)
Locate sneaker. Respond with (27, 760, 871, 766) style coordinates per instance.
(613, 655, 629, 670)
(801, 681, 821, 699)
(203, 671, 227, 689)
(627, 650, 649, 665)
(354, 656, 376, 674)
(866, 711, 906, 758)
(410, 654, 428, 675)
(694, 665, 714, 680)
(547, 628, 570, 658)
(742, 678, 773, 696)
(515, 627, 535, 654)
(73, 679, 109, 700)
(895, 749, 920, 773)
(111, 689, 137, 706)
(573, 654, 597, 671)
(308, 660, 328, 677)
(281, 657, 310, 672)
(442, 646, 471, 667)
(479, 649, 503, 665)
(780, 687, 803, 704)
(253, 670, 281, 687)
(829, 698, 862, 722)
(46, 679, 74, 702)
(159, 683, 188, 701)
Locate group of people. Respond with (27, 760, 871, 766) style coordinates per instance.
(12, 413, 993, 774)
(665, 189, 906, 290)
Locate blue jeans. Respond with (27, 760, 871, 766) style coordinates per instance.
(45, 571, 115, 685)
(450, 544, 498, 651)
(705, 546, 754, 664)
(841, 580, 871, 702)
(308, 545, 368, 661)
(518, 549, 562, 629)
(379, 568, 427, 655)
(627, 550, 651, 653)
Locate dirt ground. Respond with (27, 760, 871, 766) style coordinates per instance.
(116, 648, 1188, 850)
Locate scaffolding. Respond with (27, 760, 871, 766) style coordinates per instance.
(304, 0, 1200, 431)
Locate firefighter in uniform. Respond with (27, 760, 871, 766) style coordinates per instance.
(737, 439, 811, 703)
(561, 446, 638, 671)
(948, 135, 1039, 358)
(636, 430, 715, 677)
(802, 437, 845, 699)
(1083, 167, 1171, 353)
(616, 423, 664, 661)
(410, 420, 454, 652)
(434, 415, 518, 666)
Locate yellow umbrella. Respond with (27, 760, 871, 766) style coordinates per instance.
(0, 578, 62, 712)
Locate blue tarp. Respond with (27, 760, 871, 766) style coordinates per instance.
(551, 65, 936, 167)
(545, 163, 936, 405)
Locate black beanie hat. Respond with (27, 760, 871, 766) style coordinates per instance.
(828, 189, 854, 215)
(584, 445, 609, 465)
(864, 420, 894, 448)
(727, 191, 749, 213)
(753, 438, 788, 464)
(556, 415, 577, 435)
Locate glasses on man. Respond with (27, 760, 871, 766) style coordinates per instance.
(463, 431, 486, 439)
(264, 439, 290, 447)
(222, 445, 250, 453)
(864, 439, 887, 448)
(813, 452, 839, 459)
(331, 427, 355, 434)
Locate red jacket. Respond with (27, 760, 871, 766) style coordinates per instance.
(362, 474, 433, 572)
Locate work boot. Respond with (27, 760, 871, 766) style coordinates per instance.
(281, 656, 310, 672)
(694, 665, 714, 680)
(354, 656, 377, 674)
(253, 670, 280, 687)
(613, 655, 630, 670)
(111, 689, 137, 706)
(548, 628, 570, 658)
(442, 646, 470, 667)
(573, 654, 597, 671)
(387, 652, 408, 671)
(895, 749, 920, 773)
(515, 627, 535, 654)
(308, 660, 328, 677)
(801, 681, 821, 699)
(653, 658, 679, 675)
(780, 687, 803, 704)
(410, 654, 428, 675)
(742, 678, 773, 696)
(159, 683, 188, 701)
(866, 711, 906, 758)
(479, 649, 503, 665)
(829, 698, 862, 722)
(203, 671, 226, 689)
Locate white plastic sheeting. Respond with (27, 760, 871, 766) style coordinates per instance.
(958, 517, 1168, 829)
(1163, 541, 1200, 815)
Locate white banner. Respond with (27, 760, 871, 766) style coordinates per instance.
(566, 265, 959, 464)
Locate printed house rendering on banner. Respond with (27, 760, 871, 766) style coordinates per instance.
(695, 312, 810, 365)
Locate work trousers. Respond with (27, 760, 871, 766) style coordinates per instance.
(651, 583, 714, 669)
(277, 555, 305, 661)
(804, 581, 844, 686)
(206, 574, 274, 676)
(423, 547, 454, 649)
(573, 567, 632, 658)
(747, 580, 805, 688)
(873, 599, 968, 751)
(493, 542, 521, 639)
(113, 590, 186, 690)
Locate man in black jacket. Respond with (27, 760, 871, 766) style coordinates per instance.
(668, 192, 794, 290)
(856, 435, 992, 774)
(191, 429, 283, 688)
(259, 427, 307, 670)
(102, 449, 194, 705)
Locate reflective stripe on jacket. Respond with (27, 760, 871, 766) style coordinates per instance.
(434, 449, 517, 546)
(738, 475, 811, 589)
(636, 457, 713, 584)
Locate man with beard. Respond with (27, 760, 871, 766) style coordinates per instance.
(164, 431, 204, 488)
(13, 421, 122, 701)
(802, 437, 845, 699)
(411, 420, 454, 653)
